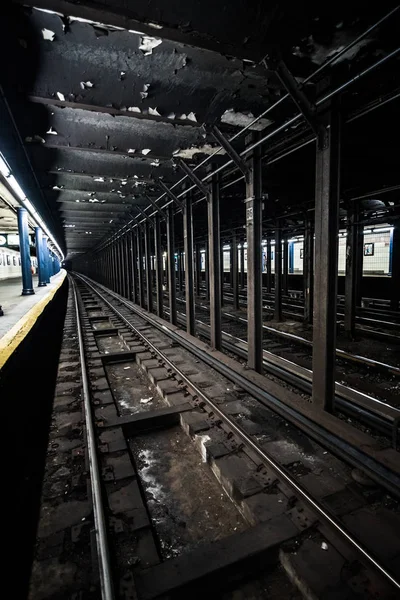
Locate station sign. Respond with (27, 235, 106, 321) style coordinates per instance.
(0, 233, 35, 247)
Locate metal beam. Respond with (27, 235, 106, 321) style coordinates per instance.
(154, 215, 164, 318)
(166, 207, 177, 324)
(210, 126, 249, 180)
(264, 54, 320, 137)
(245, 133, 263, 373)
(208, 171, 222, 350)
(158, 179, 184, 210)
(177, 158, 210, 198)
(146, 195, 167, 219)
(183, 193, 196, 335)
(240, 242, 245, 289)
(312, 111, 341, 412)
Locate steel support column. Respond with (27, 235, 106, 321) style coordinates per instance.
(137, 230, 145, 307)
(130, 231, 138, 303)
(220, 244, 225, 307)
(195, 244, 202, 298)
(312, 111, 341, 412)
(274, 223, 282, 321)
(240, 242, 245, 289)
(266, 237, 272, 293)
(183, 193, 195, 335)
(166, 207, 177, 324)
(303, 216, 314, 324)
(124, 234, 132, 300)
(154, 215, 164, 318)
(208, 172, 222, 350)
(245, 133, 263, 372)
(205, 239, 210, 301)
(355, 219, 364, 307)
(391, 225, 400, 310)
(344, 203, 357, 338)
(283, 236, 289, 295)
(144, 221, 153, 313)
(231, 234, 239, 310)
(17, 207, 34, 295)
(35, 227, 47, 287)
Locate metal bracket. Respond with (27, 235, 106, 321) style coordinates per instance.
(176, 158, 210, 198)
(145, 194, 167, 219)
(158, 179, 184, 211)
(210, 126, 250, 181)
(135, 205, 155, 227)
(263, 53, 322, 139)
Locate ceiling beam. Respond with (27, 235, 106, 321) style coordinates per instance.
(14, 0, 280, 62)
(28, 96, 201, 129)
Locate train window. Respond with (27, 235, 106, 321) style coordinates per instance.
(0, 254, 2, 266)
(13, 256, 17, 266)
(6, 255, 11, 266)
(18, 257, 21, 266)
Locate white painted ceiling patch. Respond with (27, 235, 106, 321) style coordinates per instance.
(221, 108, 273, 131)
(139, 36, 162, 55)
(173, 144, 226, 159)
(56, 92, 65, 101)
(42, 28, 55, 41)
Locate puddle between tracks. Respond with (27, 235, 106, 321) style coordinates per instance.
(130, 426, 246, 560)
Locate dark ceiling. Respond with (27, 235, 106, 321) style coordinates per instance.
(1, 1, 399, 258)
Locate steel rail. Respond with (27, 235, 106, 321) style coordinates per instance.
(167, 305, 400, 439)
(97, 41, 400, 250)
(71, 277, 115, 600)
(76, 275, 400, 491)
(74, 273, 400, 591)
(174, 291, 400, 376)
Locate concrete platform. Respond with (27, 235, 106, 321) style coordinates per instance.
(0, 270, 67, 369)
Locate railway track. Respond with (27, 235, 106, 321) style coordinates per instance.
(190, 283, 400, 341)
(69, 272, 400, 599)
(168, 299, 400, 443)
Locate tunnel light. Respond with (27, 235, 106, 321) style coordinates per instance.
(6, 174, 26, 201)
(0, 155, 11, 178)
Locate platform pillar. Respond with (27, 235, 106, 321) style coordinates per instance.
(303, 215, 314, 324)
(209, 171, 222, 350)
(245, 132, 263, 373)
(312, 111, 341, 412)
(35, 227, 47, 288)
(42, 236, 51, 284)
(130, 232, 137, 303)
(17, 208, 35, 295)
(391, 224, 400, 310)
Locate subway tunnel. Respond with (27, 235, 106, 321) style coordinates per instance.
(1, 2, 400, 599)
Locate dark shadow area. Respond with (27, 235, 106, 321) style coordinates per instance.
(2, 279, 68, 599)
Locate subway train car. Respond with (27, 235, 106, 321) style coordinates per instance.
(0, 248, 37, 280)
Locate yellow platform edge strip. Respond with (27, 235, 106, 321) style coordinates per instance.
(0, 270, 67, 371)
